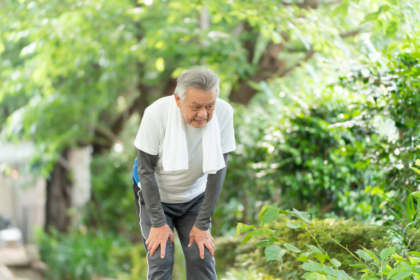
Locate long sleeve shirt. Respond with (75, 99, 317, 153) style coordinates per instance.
(137, 149, 228, 230)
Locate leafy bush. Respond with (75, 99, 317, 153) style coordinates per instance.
(215, 218, 389, 279)
(36, 228, 187, 280)
(86, 151, 138, 236)
(236, 206, 420, 280)
(37, 228, 135, 280)
(217, 72, 387, 235)
(220, 268, 278, 280)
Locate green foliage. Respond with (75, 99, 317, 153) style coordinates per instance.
(218, 83, 387, 234)
(334, 31, 420, 250)
(220, 268, 279, 280)
(236, 205, 420, 279)
(217, 1, 420, 235)
(214, 218, 388, 279)
(36, 228, 187, 280)
(0, 0, 376, 173)
(85, 151, 138, 236)
(36, 228, 135, 280)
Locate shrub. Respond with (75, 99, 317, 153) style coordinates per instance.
(36, 228, 134, 280)
(236, 206, 420, 280)
(36, 228, 187, 280)
(218, 218, 389, 279)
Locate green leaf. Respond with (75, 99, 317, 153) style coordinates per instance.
(411, 192, 420, 199)
(401, 262, 412, 272)
(258, 205, 271, 222)
(263, 206, 280, 224)
(314, 254, 327, 264)
(410, 256, 420, 265)
(297, 256, 309, 262)
(378, 4, 391, 13)
(291, 208, 312, 224)
(329, 4, 348, 18)
(256, 228, 276, 237)
(387, 41, 400, 53)
(323, 266, 340, 277)
(286, 221, 301, 229)
(411, 167, 420, 176)
(391, 271, 412, 280)
(259, 204, 277, 226)
(362, 12, 379, 23)
(269, 236, 280, 242)
(284, 243, 301, 253)
(240, 228, 269, 245)
(332, 259, 341, 268)
(255, 240, 273, 247)
(338, 4, 348, 17)
(387, 264, 404, 279)
(356, 249, 372, 262)
(317, 274, 327, 280)
(386, 20, 399, 37)
(409, 251, 420, 257)
(265, 245, 285, 262)
(391, 253, 405, 263)
(307, 245, 323, 254)
(235, 223, 254, 237)
(279, 209, 289, 215)
(350, 263, 367, 269)
(354, 161, 367, 169)
(323, 267, 352, 279)
(415, 159, 420, 167)
(362, 247, 380, 265)
(301, 261, 324, 272)
(240, 232, 253, 245)
(380, 247, 396, 260)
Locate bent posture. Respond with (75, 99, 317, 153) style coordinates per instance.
(132, 67, 236, 280)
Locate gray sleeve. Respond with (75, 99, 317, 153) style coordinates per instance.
(194, 153, 229, 231)
(137, 149, 167, 228)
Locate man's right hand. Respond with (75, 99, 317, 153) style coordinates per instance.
(146, 224, 174, 258)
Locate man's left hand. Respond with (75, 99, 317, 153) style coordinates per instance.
(188, 226, 215, 259)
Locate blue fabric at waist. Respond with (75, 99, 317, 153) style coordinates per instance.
(132, 158, 140, 184)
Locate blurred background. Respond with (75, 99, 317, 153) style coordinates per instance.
(1, 0, 420, 279)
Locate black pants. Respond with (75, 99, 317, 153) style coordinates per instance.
(132, 181, 217, 280)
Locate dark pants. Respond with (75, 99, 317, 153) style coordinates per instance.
(132, 181, 217, 280)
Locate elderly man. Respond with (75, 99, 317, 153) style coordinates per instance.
(132, 67, 236, 279)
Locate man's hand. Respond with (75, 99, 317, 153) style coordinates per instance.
(188, 226, 215, 259)
(146, 224, 174, 258)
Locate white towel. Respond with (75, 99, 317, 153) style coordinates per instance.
(162, 96, 226, 174)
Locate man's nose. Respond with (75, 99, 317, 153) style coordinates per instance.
(197, 108, 207, 118)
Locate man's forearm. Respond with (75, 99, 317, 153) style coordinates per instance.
(194, 153, 229, 231)
(137, 149, 167, 228)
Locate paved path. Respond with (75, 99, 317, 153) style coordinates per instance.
(0, 264, 15, 280)
(0, 248, 31, 280)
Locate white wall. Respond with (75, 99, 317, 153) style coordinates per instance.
(0, 144, 92, 242)
(0, 173, 45, 244)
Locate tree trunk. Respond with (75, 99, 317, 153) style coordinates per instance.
(229, 39, 291, 105)
(45, 148, 72, 233)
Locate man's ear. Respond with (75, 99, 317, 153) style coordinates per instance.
(174, 93, 182, 109)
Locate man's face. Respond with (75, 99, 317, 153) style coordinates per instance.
(175, 87, 217, 128)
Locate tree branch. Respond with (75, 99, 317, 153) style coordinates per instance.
(340, 29, 361, 39)
(279, 50, 315, 77)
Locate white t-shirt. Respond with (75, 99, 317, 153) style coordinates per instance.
(134, 96, 236, 203)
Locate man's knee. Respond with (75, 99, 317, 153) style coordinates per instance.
(184, 245, 214, 267)
(148, 246, 175, 272)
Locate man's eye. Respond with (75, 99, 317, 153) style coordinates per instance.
(207, 106, 212, 109)
(194, 107, 199, 110)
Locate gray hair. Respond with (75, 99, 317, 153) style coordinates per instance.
(174, 66, 220, 101)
